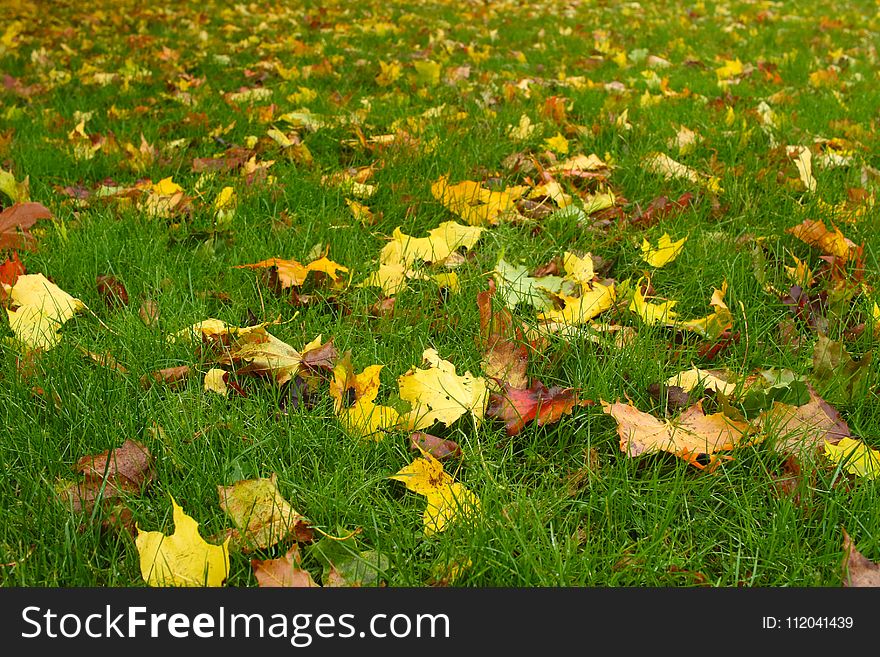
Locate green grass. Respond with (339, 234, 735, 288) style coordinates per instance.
(1, 0, 879, 587)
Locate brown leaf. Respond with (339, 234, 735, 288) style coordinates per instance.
(842, 529, 880, 587)
(477, 279, 530, 389)
(410, 432, 462, 460)
(300, 338, 338, 372)
(139, 299, 159, 326)
(0, 202, 52, 251)
(80, 348, 129, 375)
(56, 439, 155, 513)
(140, 365, 192, 389)
(602, 399, 752, 469)
(487, 381, 590, 436)
(756, 387, 849, 457)
(629, 192, 694, 228)
(96, 274, 129, 309)
(252, 546, 319, 587)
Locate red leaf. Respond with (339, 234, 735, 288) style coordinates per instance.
(410, 432, 462, 460)
(0, 202, 52, 250)
(487, 381, 592, 436)
(96, 274, 129, 309)
(477, 279, 530, 389)
(0, 251, 25, 301)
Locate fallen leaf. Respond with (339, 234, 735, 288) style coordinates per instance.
(842, 530, 880, 587)
(380, 220, 484, 267)
(5, 273, 85, 350)
(397, 348, 489, 431)
(641, 233, 687, 267)
(235, 256, 348, 290)
(218, 474, 311, 551)
(431, 176, 525, 226)
(487, 381, 590, 436)
(308, 534, 390, 587)
(757, 388, 849, 456)
(786, 145, 817, 192)
(602, 399, 752, 469)
(56, 439, 155, 513)
(390, 451, 480, 535)
(204, 368, 228, 396)
(140, 365, 192, 389)
(0, 202, 51, 250)
(252, 545, 319, 587)
(477, 279, 529, 389)
(786, 219, 857, 261)
(138, 299, 159, 327)
(492, 258, 564, 311)
(536, 282, 616, 326)
(136, 496, 230, 587)
(824, 438, 880, 480)
(95, 274, 129, 309)
(409, 432, 462, 460)
(330, 354, 401, 439)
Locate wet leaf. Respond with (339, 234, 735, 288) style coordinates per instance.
(487, 381, 590, 436)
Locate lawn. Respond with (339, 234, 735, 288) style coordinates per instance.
(1, 0, 879, 587)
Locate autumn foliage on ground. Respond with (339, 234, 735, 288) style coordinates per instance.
(1, 0, 879, 586)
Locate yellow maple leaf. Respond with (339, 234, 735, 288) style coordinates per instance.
(379, 221, 484, 267)
(152, 177, 183, 196)
(629, 282, 678, 325)
(536, 283, 616, 326)
(398, 349, 488, 431)
(218, 474, 309, 550)
(431, 176, 525, 226)
(5, 273, 85, 351)
(376, 60, 402, 87)
(390, 452, 480, 535)
(330, 356, 401, 440)
(715, 58, 743, 80)
(824, 438, 880, 480)
(563, 252, 595, 287)
(204, 368, 228, 396)
(543, 133, 569, 154)
(345, 198, 374, 224)
(221, 329, 322, 385)
(135, 496, 230, 587)
(677, 283, 733, 339)
(641, 233, 687, 267)
(235, 256, 349, 289)
(412, 60, 441, 86)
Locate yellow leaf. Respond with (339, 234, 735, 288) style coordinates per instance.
(786, 219, 857, 261)
(0, 167, 29, 203)
(152, 177, 184, 196)
(431, 176, 525, 226)
(221, 328, 310, 385)
(563, 252, 595, 287)
(376, 60, 402, 87)
(676, 283, 733, 339)
(398, 349, 488, 431)
(359, 262, 412, 295)
(543, 132, 569, 155)
(330, 356, 384, 412)
(218, 474, 309, 550)
(379, 221, 484, 267)
(5, 274, 85, 351)
(413, 60, 441, 86)
(536, 283, 615, 326)
(715, 58, 743, 80)
(135, 496, 230, 587)
(204, 368, 228, 396)
(629, 283, 678, 325)
(825, 438, 880, 480)
(390, 452, 480, 535)
(235, 256, 348, 289)
(339, 399, 402, 441)
(641, 233, 687, 267)
(507, 114, 536, 141)
(786, 145, 817, 192)
(667, 367, 738, 396)
(345, 198, 374, 224)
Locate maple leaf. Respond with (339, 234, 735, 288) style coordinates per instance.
(380, 221, 484, 267)
(811, 334, 871, 403)
(56, 439, 155, 514)
(824, 438, 880, 480)
(643, 152, 722, 193)
(431, 176, 525, 226)
(0, 167, 29, 203)
(536, 282, 616, 327)
(218, 474, 311, 551)
(5, 273, 85, 351)
(390, 451, 480, 535)
(786, 219, 858, 261)
(0, 202, 52, 251)
(410, 432, 462, 460)
(235, 256, 349, 290)
(330, 354, 401, 440)
(218, 329, 329, 386)
(487, 381, 591, 436)
(601, 399, 752, 470)
(756, 387, 850, 457)
(641, 233, 687, 267)
(397, 349, 488, 431)
(492, 258, 565, 311)
(252, 545, 319, 587)
(135, 496, 230, 587)
(786, 145, 817, 192)
(562, 252, 596, 287)
(0, 250, 25, 302)
(666, 367, 738, 397)
(307, 534, 391, 587)
(842, 530, 880, 587)
(477, 279, 529, 389)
